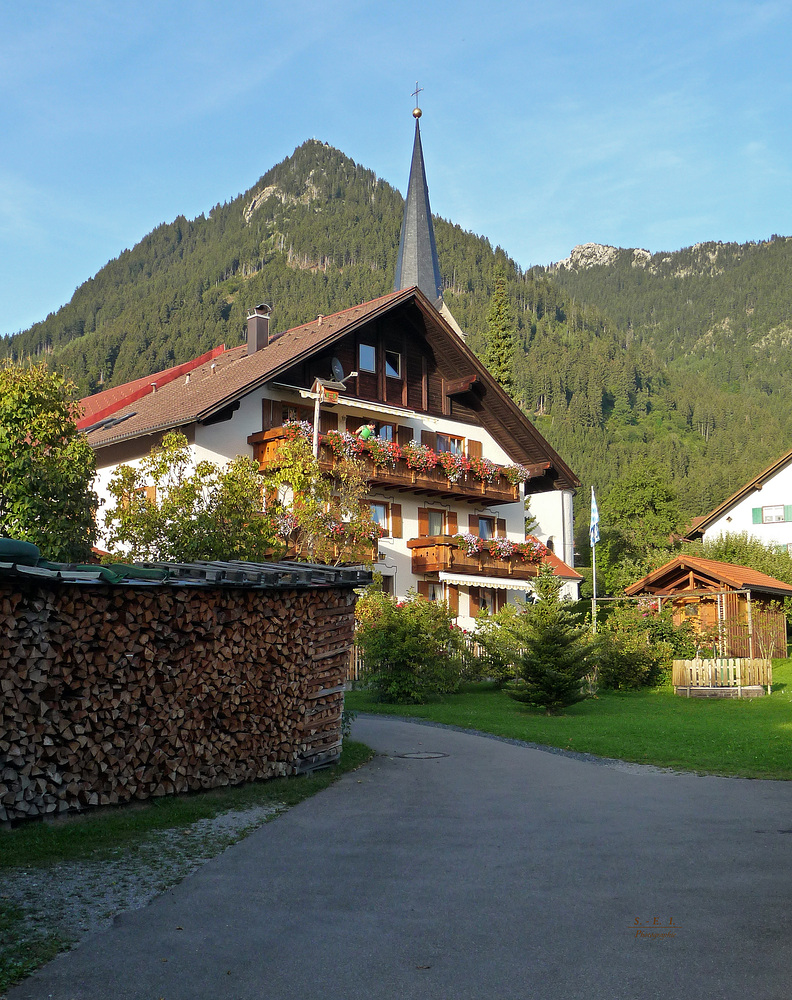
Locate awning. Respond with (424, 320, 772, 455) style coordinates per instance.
(438, 572, 534, 592)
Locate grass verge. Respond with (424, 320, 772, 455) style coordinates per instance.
(345, 661, 792, 780)
(0, 740, 373, 993)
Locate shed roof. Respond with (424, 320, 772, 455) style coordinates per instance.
(624, 555, 792, 598)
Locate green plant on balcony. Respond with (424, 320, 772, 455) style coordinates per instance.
(489, 537, 516, 559)
(321, 429, 363, 460)
(468, 456, 499, 483)
(283, 419, 313, 441)
(453, 532, 485, 556)
(514, 538, 548, 563)
(503, 463, 531, 486)
(437, 449, 471, 483)
(402, 441, 438, 473)
(362, 437, 403, 469)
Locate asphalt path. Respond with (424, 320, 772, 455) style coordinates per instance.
(9, 714, 792, 999)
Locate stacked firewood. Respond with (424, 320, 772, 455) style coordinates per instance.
(0, 582, 356, 823)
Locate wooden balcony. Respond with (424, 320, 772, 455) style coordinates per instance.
(407, 536, 541, 581)
(248, 427, 521, 505)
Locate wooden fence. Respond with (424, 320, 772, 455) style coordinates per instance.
(672, 657, 772, 696)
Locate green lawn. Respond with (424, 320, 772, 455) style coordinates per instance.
(345, 661, 792, 779)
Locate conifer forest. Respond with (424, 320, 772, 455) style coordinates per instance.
(5, 139, 792, 552)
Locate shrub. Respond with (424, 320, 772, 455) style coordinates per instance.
(355, 588, 463, 703)
(594, 600, 696, 690)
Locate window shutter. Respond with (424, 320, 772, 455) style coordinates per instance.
(319, 410, 338, 433)
(397, 424, 414, 447)
(447, 510, 458, 535)
(262, 398, 274, 430)
(144, 485, 157, 502)
(391, 503, 402, 538)
(469, 514, 479, 535)
(417, 581, 430, 599)
(752, 507, 762, 524)
(469, 587, 480, 617)
(447, 584, 459, 615)
(467, 439, 482, 460)
(421, 430, 437, 450)
(418, 508, 429, 536)
(496, 518, 507, 537)
(496, 590, 507, 612)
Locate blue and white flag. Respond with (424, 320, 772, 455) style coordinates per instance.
(590, 487, 600, 547)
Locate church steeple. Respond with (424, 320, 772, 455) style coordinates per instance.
(393, 106, 444, 308)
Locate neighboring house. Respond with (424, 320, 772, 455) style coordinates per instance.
(686, 446, 792, 552)
(79, 110, 581, 628)
(625, 555, 792, 658)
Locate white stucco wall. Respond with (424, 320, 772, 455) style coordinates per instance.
(90, 384, 578, 619)
(702, 462, 792, 550)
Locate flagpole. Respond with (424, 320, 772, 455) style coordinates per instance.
(591, 536, 597, 633)
(590, 486, 599, 634)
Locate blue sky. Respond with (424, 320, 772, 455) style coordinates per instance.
(2, 0, 792, 337)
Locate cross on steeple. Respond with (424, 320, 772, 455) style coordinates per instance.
(411, 82, 423, 105)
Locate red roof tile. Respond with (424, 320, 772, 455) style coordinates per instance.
(625, 555, 792, 596)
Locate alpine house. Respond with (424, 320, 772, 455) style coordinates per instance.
(80, 107, 581, 627)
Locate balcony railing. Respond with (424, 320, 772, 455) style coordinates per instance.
(407, 536, 543, 581)
(247, 427, 521, 504)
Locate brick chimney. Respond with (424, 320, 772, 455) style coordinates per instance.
(247, 303, 271, 355)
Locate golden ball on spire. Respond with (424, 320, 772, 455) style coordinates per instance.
(413, 107, 422, 118)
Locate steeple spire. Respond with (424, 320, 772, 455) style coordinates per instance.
(393, 104, 444, 308)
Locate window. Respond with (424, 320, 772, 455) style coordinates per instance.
(376, 422, 395, 442)
(478, 516, 495, 540)
(479, 589, 495, 615)
(370, 502, 388, 531)
(281, 403, 312, 425)
(359, 343, 376, 372)
(368, 501, 402, 539)
(753, 505, 792, 524)
(428, 510, 445, 536)
(427, 582, 443, 602)
(437, 434, 464, 455)
(385, 351, 401, 378)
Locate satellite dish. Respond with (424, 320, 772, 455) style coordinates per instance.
(331, 357, 345, 382)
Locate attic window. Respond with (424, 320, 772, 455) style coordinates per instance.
(385, 351, 401, 379)
(359, 343, 376, 372)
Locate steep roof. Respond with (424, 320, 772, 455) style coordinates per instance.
(625, 555, 792, 597)
(81, 286, 579, 489)
(82, 289, 409, 450)
(393, 116, 444, 307)
(686, 446, 792, 539)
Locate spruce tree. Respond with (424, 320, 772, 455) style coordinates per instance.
(484, 268, 516, 394)
(506, 564, 595, 714)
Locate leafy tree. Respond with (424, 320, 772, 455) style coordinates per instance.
(484, 267, 516, 393)
(0, 361, 97, 561)
(598, 467, 682, 594)
(103, 431, 279, 562)
(355, 586, 463, 703)
(505, 564, 595, 714)
(262, 429, 382, 566)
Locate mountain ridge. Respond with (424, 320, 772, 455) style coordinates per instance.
(4, 139, 792, 545)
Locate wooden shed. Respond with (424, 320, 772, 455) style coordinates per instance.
(624, 556, 792, 659)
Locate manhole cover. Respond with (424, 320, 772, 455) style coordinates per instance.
(397, 752, 449, 759)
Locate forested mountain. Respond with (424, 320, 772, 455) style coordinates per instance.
(4, 141, 792, 551)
